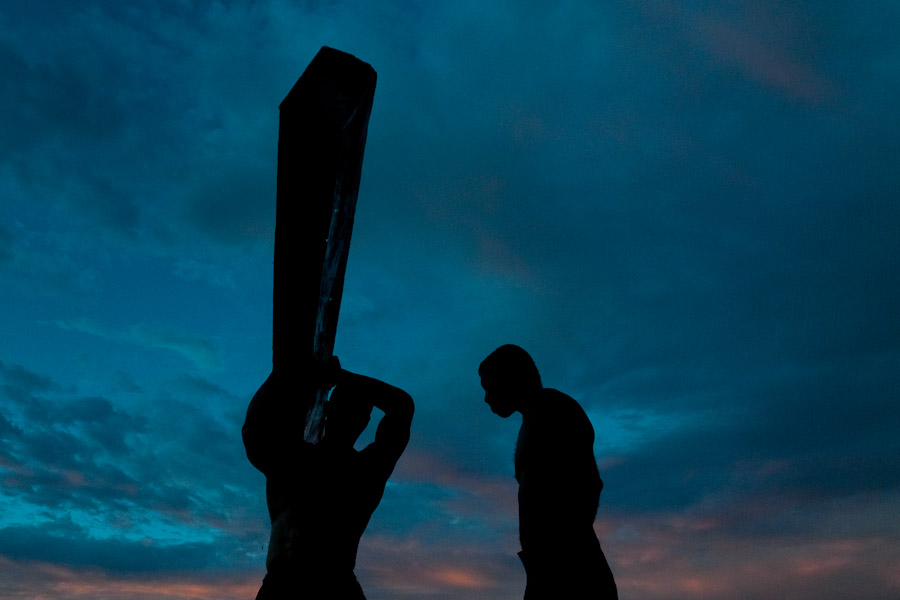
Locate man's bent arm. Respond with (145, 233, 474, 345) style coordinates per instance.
(340, 370, 414, 458)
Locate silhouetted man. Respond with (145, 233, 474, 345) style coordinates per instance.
(243, 358, 414, 599)
(479, 344, 617, 599)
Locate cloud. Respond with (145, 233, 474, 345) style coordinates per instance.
(0, 557, 260, 600)
(2, 1, 899, 598)
(1, 2, 281, 255)
(0, 364, 144, 516)
(692, 13, 834, 104)
(605, 490, 900, 600)
(0, 361, 266, 572)
(601, 364, 900, 513)
(55, 319, 222, 371)
(0, 524, 227, 574)
(356, 531, 524, 600)
(0, 359, 63, 397)
(172, 259, 236, 290)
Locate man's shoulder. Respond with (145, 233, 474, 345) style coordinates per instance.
(537, 388, 593, 431)
(540, 388, 585, 413)
(541, 387, 575, 400)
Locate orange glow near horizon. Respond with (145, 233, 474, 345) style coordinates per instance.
(53, 578, 261, 600)
(0, 560, 261, 600)
(432, 567, 493, 589)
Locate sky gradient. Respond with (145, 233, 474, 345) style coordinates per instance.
(2, 1, 899, 598)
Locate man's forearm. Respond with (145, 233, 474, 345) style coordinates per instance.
(339, 370, 414, 418)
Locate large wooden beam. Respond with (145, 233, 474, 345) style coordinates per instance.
(272, 46, 376, 442)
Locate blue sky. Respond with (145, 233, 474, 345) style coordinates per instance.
(2, 1, 899, 598)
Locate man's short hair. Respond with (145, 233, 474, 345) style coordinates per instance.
(479, 344, 542, 390)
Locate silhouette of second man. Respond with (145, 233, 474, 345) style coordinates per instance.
(480, 344, 617, 599)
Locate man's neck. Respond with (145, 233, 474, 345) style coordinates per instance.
(517, 387, 542, 416)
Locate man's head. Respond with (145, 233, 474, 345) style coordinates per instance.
(324, 384, 373, 446)
(478, 344, 542, 418)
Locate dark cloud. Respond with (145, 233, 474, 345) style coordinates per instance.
(0, 361, 263, 549)
(0, 360, 62, 397)
(0, 363, 144, 512)
(2, 0, 899, 598)
(0, 522, 234, 573)
(1, 2, 283, 254)
(603, 359, 900, 514)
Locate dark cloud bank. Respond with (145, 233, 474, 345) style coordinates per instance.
(1, 1, 899, 599)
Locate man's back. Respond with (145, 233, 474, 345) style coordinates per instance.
(265, 442, 398, 574)
(515, 388, 617, 599)
(479, 344, 616, 598)
(515, 388, 602, 552)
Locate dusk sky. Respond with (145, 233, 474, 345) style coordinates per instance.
(2, 1, 899, 599)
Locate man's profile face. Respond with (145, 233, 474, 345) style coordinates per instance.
(481, 372, 517, 418)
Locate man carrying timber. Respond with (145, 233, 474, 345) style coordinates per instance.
(243, 357, 414, 599)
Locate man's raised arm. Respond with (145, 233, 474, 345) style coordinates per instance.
(340, 370, 414, 458)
